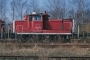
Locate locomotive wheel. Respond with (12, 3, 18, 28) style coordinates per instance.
(31, 35, 39, 43)
(27, 35, 33, 43)
(41, 35, 49, 43)
(57, 35, 62, 43)
(35, 35, 39, 43)
(49, 35, 58, 42)
(62, 35, 71, 43)
(38, 35, 42, 42)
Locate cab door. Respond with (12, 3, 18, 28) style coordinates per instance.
(31, 15, 43, 33)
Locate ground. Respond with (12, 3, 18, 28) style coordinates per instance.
(0, 43, 90, 57)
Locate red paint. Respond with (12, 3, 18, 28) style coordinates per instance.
(13, 12, 73, 35)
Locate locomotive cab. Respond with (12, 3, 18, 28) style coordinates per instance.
(13, 11, 74, 42)
(30, 12, 43, 33)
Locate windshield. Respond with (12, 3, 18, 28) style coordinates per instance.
(34, 15, 41, 21)
(29, 16, 32, 21)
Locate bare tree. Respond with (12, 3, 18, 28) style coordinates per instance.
(0, 0, 7, 20)
(10, 0, 41, 21)
(11, 0, 15, 20)
(12, 0, 27, 20)
(45, 0, 67, 19)
(27, 0, 40, 13)
(69, 0, 89, 38)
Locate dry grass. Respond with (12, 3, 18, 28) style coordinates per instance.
(0, 43, 90, 56)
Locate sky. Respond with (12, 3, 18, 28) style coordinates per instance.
(2, 0, 90, 23)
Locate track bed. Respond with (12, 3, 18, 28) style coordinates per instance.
(0, 42, 90, 56)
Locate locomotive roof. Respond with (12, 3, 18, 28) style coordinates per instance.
(29, 13, 48, 16)
(29, 14, 41, 16)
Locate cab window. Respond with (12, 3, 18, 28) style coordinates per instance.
(34, 15, 41, 21)
(29, 16, 32, 21)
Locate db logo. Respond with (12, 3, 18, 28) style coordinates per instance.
(35, 24, 41, 30)
(36, 24, 40, 27)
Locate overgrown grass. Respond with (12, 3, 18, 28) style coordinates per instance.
(0, 43, 90, 56)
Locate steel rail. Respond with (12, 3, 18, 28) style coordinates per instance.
(3, 43, 90, 48)
(15, 43, 90, 48)
(0, 56, 90, 58)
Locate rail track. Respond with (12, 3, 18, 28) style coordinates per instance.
(18, 44, 90, 48)
(0, 56, 90, 60)
(4, 43, 90, 48)
(1, 39, 90, 48)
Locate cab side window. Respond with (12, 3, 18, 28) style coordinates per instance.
(34, 16, 41, 21)
(29, 16, 32, 21)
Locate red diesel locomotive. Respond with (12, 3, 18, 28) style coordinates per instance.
(13, 12, 74, 42)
